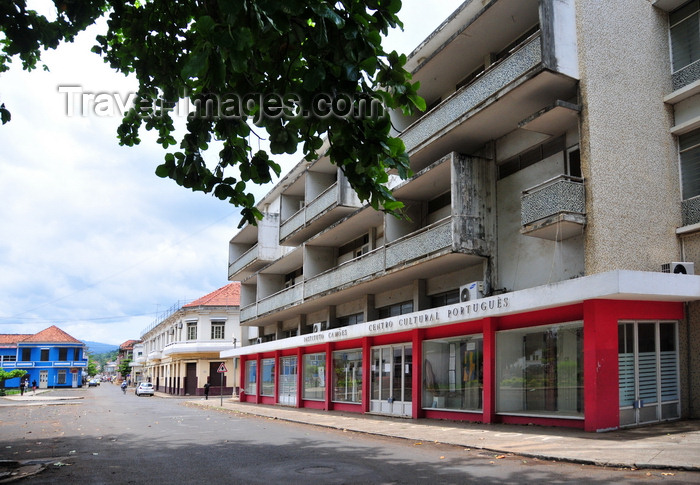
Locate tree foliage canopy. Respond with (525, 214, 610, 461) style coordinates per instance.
(1, 0, 423, 226)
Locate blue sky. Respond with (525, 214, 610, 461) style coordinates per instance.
(0, 0, 464, 345)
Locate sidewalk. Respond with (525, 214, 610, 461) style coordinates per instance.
(1, 388, 85, 402)
(186, 396, 700, 472)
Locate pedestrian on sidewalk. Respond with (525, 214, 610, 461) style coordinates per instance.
(31, 380, 37, 395)
(204, 381, 210, 400)
(19, 379, 26, 396)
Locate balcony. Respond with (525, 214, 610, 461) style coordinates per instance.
(228, 244, 261, 280)
(306, 248, 386, 299)
(241, 216, 487, 323)
(521, 175, 585, 240)
(162, 340, 234, 356)
(385, 218, 454, 269)
(402, 34, 543, 156)
(259, 283, 304, 316)
(279, 182, 363, 245)
(147, 350, 162, 362)
(682, 196, 700, 227)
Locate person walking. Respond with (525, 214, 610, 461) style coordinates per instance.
(31, 380, 37, 395)
(204, 381, 210, 400)
(19, 379, 26, 396)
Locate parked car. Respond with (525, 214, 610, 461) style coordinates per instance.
(135, 382, 154, 397)
(88, 379, 100, 387)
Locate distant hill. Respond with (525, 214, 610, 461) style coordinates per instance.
(83, 341, 118, 354)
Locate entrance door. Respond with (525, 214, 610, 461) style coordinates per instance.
(370, 344, 412, 417)
(185, 363, 197, 396)
(619, 322, 680, 427)
(39, 370, 48, 389)
(71, 371, 79, 388)
(279, 356, 298, 406)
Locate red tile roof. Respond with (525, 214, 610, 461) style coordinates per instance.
(183, 283, 240, 308)
(20, 325, 83, 344)
(0, 334, 32, 346)
(119, 339, 141, 350)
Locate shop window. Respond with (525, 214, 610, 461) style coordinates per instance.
(211, 321, 225, 340)
(671, 1, 700, 73)
(332, 349, 363, 403)
(423, 336, 483, 411)
(261, 358, 275, 396)
(303, 353, 326, 400)
(57, 370, 67, 385)
(187, 322, 197, 340)
(496, 322, 583, 417)
(40, 349, 49, 361)
(245, 360, 257, 395)
(679, 128, 700, 199)
(378, 301, 413, 318)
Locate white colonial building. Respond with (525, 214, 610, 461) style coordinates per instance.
(141, 283, 246, 396)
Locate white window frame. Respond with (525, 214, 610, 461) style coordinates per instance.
(211, 321, 225, 340)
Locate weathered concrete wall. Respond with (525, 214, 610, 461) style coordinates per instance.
(576, 1, 679, 273)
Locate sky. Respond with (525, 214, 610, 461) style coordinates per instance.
(0, 0, 465, 346)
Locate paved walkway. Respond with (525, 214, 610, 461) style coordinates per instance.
(186, 397, 700, 472)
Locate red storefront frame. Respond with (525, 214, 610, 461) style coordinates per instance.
(237, 299, 684, 432)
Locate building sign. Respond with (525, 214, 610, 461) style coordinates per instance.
(301, 295, 511, 345)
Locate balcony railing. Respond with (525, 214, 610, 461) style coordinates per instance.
(280, 183, 347, 241)
(228, 244, 259, 277)
(304, 248, 385, 299)
(521, 175, 585, 240)
(385, 218, 453, 268)
(401, 33, 542, 153)
(258, 283, 304, 316)
(147, 350, 162, 361)
(682, 195, 700, 227)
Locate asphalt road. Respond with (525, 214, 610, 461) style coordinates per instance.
(1, 385, 698, 484)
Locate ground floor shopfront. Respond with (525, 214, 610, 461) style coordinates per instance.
(142, 355, 236, 397)
(224, 271, 700, 432)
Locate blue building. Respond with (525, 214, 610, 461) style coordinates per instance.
(0, 326, 88, 388)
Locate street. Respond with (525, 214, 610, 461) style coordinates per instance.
(0, 385, 698, 484)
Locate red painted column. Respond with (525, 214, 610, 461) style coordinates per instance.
(325, 342, 333, 411)
(362, 338, 371, 414)
(274, 350, 281, 404)
(296, 347, 303, 408)
(583, 300, 620, 432)
(239, 355, 246, 400)
(412, 329, 424, 419)
(255, 355, 262, 404)
(482, 317, 496, 424)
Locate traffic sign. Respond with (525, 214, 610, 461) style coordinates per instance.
(217, 362, 227, 373)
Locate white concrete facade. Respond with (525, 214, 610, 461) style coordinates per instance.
(140, 287, 244, 397)
(225, 0, 700, 428)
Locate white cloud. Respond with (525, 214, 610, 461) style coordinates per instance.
(0, 0, 464, 346)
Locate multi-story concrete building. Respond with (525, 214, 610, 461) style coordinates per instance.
(222, 0, 700, 432)
(140, 283, 245, 397)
